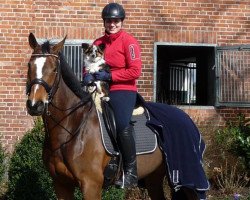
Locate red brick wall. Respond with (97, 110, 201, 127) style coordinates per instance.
(0, 0, 249, 152)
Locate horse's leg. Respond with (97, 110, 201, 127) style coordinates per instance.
(54, 180, 75, 200)
(79, 172, 104, 200)
(183, 188, 199, 200)
(144, 163, 166, 200)
(171, 187, 199, 200)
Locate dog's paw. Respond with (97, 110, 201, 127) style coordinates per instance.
(101, 96, 110, 101)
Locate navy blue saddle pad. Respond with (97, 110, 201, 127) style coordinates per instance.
(97, 110, 157, 156)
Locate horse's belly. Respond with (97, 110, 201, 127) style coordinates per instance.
(137, 147, 164, 178)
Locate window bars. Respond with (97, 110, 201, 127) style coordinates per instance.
(63, 44, 83, 81)
(216, 46, 250, 106)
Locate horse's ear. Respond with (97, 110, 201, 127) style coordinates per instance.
(82, 43, 90, 51)
(29, 33, 39, 50)
(98, 43, 105, 51)
(52, 35, 67, 54)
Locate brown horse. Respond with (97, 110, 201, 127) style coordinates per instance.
(25, 33, 168, 200)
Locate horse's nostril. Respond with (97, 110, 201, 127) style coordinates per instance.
(36, 101, 45, 112)
(26, 100, 45, 116)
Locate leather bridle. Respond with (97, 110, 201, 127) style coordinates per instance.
(26, 53, 93, 152)
(26, 53, 61, 103)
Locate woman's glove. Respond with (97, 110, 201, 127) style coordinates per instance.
(83, 73, 95, 85)
(94, 70, 111, 81)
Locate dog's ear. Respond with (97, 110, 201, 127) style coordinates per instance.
(82, 43, 90, 51)
(98, 43, 105, 51)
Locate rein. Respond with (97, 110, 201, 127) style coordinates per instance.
(43, 100, 94, 152)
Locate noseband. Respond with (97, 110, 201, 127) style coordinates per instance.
(26, 53, 61, 102)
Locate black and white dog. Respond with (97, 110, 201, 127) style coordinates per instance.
(82, 43, 110, 101)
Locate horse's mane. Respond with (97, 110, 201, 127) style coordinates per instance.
(39, 40, 90, 102)
(59, 53, 91, 102)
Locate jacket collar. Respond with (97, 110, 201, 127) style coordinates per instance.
(104, 30, 123, 43)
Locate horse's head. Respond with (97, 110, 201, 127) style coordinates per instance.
(26, 33, 67, 116)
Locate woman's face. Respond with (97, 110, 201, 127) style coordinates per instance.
(104, 18, 122, 34)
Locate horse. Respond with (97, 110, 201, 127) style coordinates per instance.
(25, 33, 169, 200)
(26, 33, 201, 200)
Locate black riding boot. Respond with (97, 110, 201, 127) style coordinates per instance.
(115, 125, 138, 188)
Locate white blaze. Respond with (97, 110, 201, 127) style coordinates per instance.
(35, 57, 46, 79)
(31, 57, 47, 105)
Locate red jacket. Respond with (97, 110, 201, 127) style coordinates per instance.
(93, 30, 142, 91)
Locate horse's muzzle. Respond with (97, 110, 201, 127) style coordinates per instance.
(26, 99, 45, 116)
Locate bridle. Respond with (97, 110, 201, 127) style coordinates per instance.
(26, 52, 94, 152)
(26, 53, 61, 103)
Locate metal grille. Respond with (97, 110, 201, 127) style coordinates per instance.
(37, 39, 91, 81)
(216, 46, 250, 105)
(62, 44, 83, 81)
(169, 63, 196, 104)
(157, 62, 196, 105)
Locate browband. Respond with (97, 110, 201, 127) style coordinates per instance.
(31, 53, 59, 58)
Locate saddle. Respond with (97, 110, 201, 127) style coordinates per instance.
(99, 100, 157, 188)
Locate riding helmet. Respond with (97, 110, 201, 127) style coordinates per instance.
(102, 3, 126, 21)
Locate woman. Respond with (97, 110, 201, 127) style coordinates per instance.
(83, 2, 142, 188)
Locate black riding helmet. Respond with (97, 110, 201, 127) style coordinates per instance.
(102, 3, 125, 21)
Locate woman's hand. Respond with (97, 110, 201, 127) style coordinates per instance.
(94, 70, 111, 81)
(83, 73, 95, 85)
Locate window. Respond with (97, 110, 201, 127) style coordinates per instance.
(216, 46, 250, 107)
(62, 40, 92, 81)
(168, 62, 196, 104)
(154, 43, 216, 106)
(37, 39, 92, 81)
(155, 43, 250, 107)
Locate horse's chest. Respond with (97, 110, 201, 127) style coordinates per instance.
(44, 149, 74, 180)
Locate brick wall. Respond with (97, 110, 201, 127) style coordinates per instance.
(0, 0, 249, 152)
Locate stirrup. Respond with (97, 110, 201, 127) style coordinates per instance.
(115, 171, 138, 189)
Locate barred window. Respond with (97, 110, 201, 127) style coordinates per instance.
(37, 39, 92, 81)
(155, 44, 215, 106)
(155, 44, 250, 107)
(216, 46, 250, 106)
(62, 40, 92, 81)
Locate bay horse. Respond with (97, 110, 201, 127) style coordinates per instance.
(26, 33, 167, 200)
(26, 33, 199, 200)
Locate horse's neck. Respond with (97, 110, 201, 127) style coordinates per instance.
(45, 79, 84, 129)
(55, 78, 80, 106)
(44, 79, 96, 151)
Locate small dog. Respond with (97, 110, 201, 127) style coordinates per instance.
(82, 43, 110, 101)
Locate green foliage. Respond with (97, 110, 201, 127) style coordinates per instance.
(102, 186, 125, 200)
(0, 142, 6, 184)
(6, 118, 56, 200)
(6, 118, 124, 200)
(0, 140, 7, 197)
(216, 113, 250, 170)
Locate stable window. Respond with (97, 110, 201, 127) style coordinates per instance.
(154, 43, 215, 106)
(216, 46, 250, 107)
(63, 42, 83, 81)
(37, 39, 92, 81)
(62, 40, 92, 81)
(154, 43, 250, 107)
